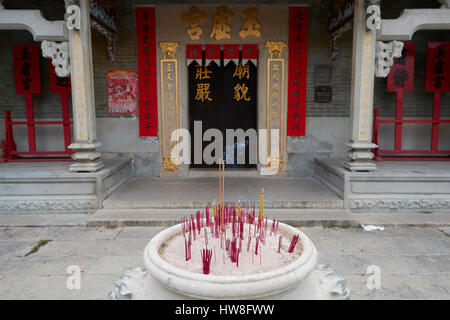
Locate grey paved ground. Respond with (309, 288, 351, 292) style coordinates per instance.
(0, 225, 449, 299)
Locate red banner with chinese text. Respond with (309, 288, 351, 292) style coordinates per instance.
(13, 44, 41, 95)
(223, 44, 239, 66)
(287, 6, 308, 137)
(186, 44, 202, 65)
(136, 7, 158, 136)
(49, 60, 71, 94)
(425, 42, 450, 92)
(242, 44, 258, 66)
(205, 44, 221, 66)
(387, 42, 415, 92)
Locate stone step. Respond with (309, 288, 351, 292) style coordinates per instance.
(87, 208, 357, 228)
(102, 176, 344, 210)
(102, 199, 344, 209)
(87, 208, 450, 228)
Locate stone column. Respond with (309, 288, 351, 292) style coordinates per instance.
(67, 0, 103, 172)
(345, 0, 377, 171)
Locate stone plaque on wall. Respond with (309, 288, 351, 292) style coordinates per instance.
(314, 85, 332, 103)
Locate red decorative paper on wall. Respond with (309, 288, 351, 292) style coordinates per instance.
(13, 44, 41, 95)
(287, 6, 309, 137)
(223, 44, 239, 65)
(242, 44, 258, 65)
(387, 42, 415, 92)
(107, 70, 137, 115)
(49, 60, 71, 94)
(136, 7, 158, 136)
(186, 44, 202, 65)
(425, 41, 450, 92)
(205, 44, 221, 65)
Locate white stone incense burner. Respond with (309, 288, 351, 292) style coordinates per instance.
(109, 219, 351, 300)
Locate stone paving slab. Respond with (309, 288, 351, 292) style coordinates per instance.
(0, 225, 449, 299)
(0, 214, 88, 227)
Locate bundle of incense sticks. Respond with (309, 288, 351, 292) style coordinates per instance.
(255, 236, 260, 255)
(288, 235, 300, 253)
(201, 248, 213, 274)
(230, 239, 238, 263)
(270, 219, 276, 236)
(185, 236, 191, 261)
(178, 181, 304, 273)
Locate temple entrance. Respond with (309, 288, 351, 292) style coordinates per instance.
(189, 52, 257, 169)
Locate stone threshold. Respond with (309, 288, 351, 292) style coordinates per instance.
(86, 208, 450, 228)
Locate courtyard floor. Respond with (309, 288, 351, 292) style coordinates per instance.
(0, 220, 449, 299)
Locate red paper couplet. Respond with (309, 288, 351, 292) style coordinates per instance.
(425, 41, 450, 92)
(49, 60, 71, 94)
(13, 44, 41, 95)
(136, 6, 158, 137)
(186, 44, 203, 65)
(242, 44, 258, 65)
(287, 6, 309, 137)
(387, 42, 415, 93)
(223, 44, 239, 65)
(205, 44, 221, 65)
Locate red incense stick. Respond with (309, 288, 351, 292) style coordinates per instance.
(201, 248, 212, 274)
(288, 235, 299, 253)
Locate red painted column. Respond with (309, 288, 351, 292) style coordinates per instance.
(25, 94, 36, 153)
(60, 93, 72, 150)
(394, 91, 404, 151)
(431, 91, 441, 152)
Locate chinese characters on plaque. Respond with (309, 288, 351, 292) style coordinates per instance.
(287, 6, 308, 137)
(182, 6, 261, 41)
(188, 45, 258, 168)
(70, 33, 89, 141)
(233, 62, 251, 102)
(136, 7, 158, 137)
(358, 31, 374, 141)
(266, 41, 286, 169)
(187, 44, 258, 106)
(195, 65, 213, 102)
(387, 42, 415, 93)
(425, 42, 450, 93)
(160, 42, 180, 171)
(13, 44, 41, 95)
(210, 6, 233, 40)
(182, 7, 206, 40)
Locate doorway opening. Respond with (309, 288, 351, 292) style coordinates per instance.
(189, 49, 257, 169)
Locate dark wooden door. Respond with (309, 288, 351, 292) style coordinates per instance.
(189, 56, 257, 169)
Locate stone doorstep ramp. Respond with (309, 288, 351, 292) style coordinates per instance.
(88, 208, 356, 228)
(86, 208, 450, 228)
(102, 176, 344, 210)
